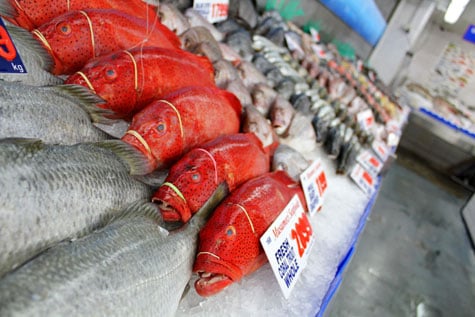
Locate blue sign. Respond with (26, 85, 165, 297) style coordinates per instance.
(463, 24, 475, 44)
(0, 18, 27, 73)
(319, 0, 387, 46)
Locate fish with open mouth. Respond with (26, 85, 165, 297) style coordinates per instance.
(193, 170, 306, 297)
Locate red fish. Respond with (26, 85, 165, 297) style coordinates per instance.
(153, 133, 272, 223)
(65, 47, 215, 118)
(121, 86, 242, 173)
(32, 8, 180, 74)
(0, 0, 159, 31)
(193, 170, 306, 297)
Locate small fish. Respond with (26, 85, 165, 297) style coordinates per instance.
(280, 112, 317, 154)
(272, 144, 310, 181)
(290, 93, 312, 114)
(122, 86, 242, 173)
(66, 47, 215, 119)
(179, 26, 219, 52)
(213, 59, 239, 88)
(185, 8, 224, 42)
(0, 139, 152, 278)
(194, 171, 306, 297)
(227, 0, 258, 29)
(0, 184, 228, 317)
(324, 120, 346, 159)
(269, 96, 296, 136)
(252, 53, 275, 74)
(225, 29, 254, 61)
(0, 0, 159, 30)
(158, 3, 190, 35)
(152, 133, 271, 223)
(0, 82, 110, 144)
(241, 105, 279, 151)
(224, 78, 253, 108)
(251, 83, 278, 116)
(32, 8, 180, 74)
(236, 60, 268, 90)
(312, 105, 335, 144)
(275, 77, 295, 100)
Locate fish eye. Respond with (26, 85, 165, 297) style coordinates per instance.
(156, 122, 166, 133)
(56, 22, 72, 36)
(225, 226, 236, 238)
(105, 68, 117, 81)
(191, 173, 200, 183)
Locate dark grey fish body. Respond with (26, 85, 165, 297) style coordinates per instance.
(215, 18, 243, 35)
(325, 121, 346, 159)
(185, 9, 224, 41)
(312, 105, 335, 144)
(180, 26, 219, 52)
(0, 186, 228, 317)
(190, 41, 223, 63)
(0, 82, 110, 144)
(0, 23, 62, 86)
(290, 93, 312, 114)
(336, 135, 361, 175)
(275, 78, 295, 100)
(228, 0, 258, 29)
(251, 83, 278, 116)
(0, 139, 152, 277)
(265, 66, 285, 88)
(225, 29, 254, 61)
(252, 53, 275, 74)
(265, 26, 285, 46)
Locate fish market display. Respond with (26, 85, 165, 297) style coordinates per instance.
(0, 184, 228, 317)
(0, 82, 110, 144)
(0, 139, 152, 277)
(32, 8, 180, 74)
(153, 133, 271, 223)
(194, 171, 306, 296)
(66, 47, 215, 118)
(122, 86, 242, 173)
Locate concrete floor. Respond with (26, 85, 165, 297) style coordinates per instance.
(326, 149, 475, 316)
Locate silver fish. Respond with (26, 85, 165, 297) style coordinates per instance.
(0, 184, 228, 317)
(0, 22, 62, 86)
(236, 60, 268, 90)
(312, 104, 335, 144)
(158, 3, 190, 35)
(185, 8, 224, 41)
(325, 120, 346, 159)
(224, 78, 253, 107)
(213, 59, 239, 88)
(272, 144, 310, 182)
(0, 82, 111, 144)
(0, 139, 152, 277)
(280, 112, 317, 154)
(269, 96, 295, 136)
(251, 83, 278, 116)
(241, 105, 278, 149)
(225, 29, 254, 61)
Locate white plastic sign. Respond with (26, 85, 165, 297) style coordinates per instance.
(356, 150, 383, 176)
(0, 17, 27, 74)
(300, 159, 328, 216)
(356, 108, 375, 132)
(193, 0, 229, 23)
(350, 164, 376, 197)
(371, 140, 390, 162)
(260, 196, 315, 299)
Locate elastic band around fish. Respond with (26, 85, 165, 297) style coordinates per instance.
(123, 50, 139, 91)
(75, 71, 96, 93)
(231, 203, 255, 234)
(195, 148, 218, 185)
(79, 10, 95, 58)
(158, 100, 184, 139)
(125, 130, 152, 157)
(161, 182, 186, 204)
(66, 0, 71, 10)
(31, 29, 53, 53)
(196, 252, 221, 260)
(14, 0, 24, 12)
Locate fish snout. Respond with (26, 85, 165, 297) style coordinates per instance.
(152, 184, 191, 222)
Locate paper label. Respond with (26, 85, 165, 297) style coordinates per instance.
(357, 150, 383, 176)
(0, 18, 27, 74)
(193, 0, 229, 23)
(260, 196, 315, 299)
(350, 164, 376, 196)
(356, 108, 375, 132)
(371, 140, 390, 162)
(300, 159, 328, 216)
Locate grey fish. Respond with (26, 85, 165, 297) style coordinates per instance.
(270, 96, 295, 136)
(179, 26, 220, 53)
(160, 0, 192, 11)
(213, 59, 239, 88)
(225, 29, 254, 61)
(215, 18, 243, 35)
(265, 66, 285, 88)
(228, 0, 258, 29)
(290, 93, 312, 114)
(312, 105, 336, 144)
(0, 139, 152, 277)
(224, 78, 253, 107)
(241, 105, 278, 149)
(252, 35, 287, 54)
(275, 77, 295, 100)
(252, 53, 275, 74)
(254, 16, 279, 36)
(0, 82, 111, 144)
(190, 41, 223, 63)
(280, 112, 317, 154)
(325, 120, 346, 159)
(158, 3, 190, 35)
(0, 184, 228, 317)
(0, 22, 62, 86)
(251, 83, 278, 116)
(272, 144, 310, 182)
(218, 43, 242, 62)
(236, 60, 267, 90)
(336, 135, 361, 175)
(265, 26, 285, 46)
(185, 8, 225, 42)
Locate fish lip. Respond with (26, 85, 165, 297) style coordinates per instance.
(194, 273, 233, 297)
(31, 29, 61, 74)
(152, 185, 191, 223)
(193, 254, 241, 297)
(121, 131, 156, 168)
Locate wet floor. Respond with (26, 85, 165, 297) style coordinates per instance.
(326, 148, 475, 316)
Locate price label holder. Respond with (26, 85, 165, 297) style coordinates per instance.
(193, 0, 229, 23)
(350, 163, 376, 197)
(260, 195, 315, 299)
(371, 140, 390, 162)
(0, 17, 27, 73)
(356, 150, 383, 176)
(356, 108, 375, 132)
(300, 159, 328, 216)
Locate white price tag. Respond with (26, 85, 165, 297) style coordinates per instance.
(260, 196, 315, 299)
(350, 164, 376, 196)
(356, 108, 375, 132)
(193, 0, 229, 23)
(300, 159, 328, 216)
(371, 140, 390, 162)
(356, 150, 383, 176)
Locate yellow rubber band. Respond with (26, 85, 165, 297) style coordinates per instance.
(74, 71, 96, 93)
(196, 252, 221, 260)
(122, 50, 138, 92)
(31, 29, 53, 53)
(195, 148, 218, 185)
(66, 0, 70, 10)
(158, 100, 184, 139)
(13, 0, 24, 12)
(232, 203, 255, 234)
(161, 182, 186, 203)
(79, 10, 95, 58)
(125, 130, 152, 157)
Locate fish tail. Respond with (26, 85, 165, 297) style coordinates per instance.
(93, 140, 155, 176)
(191, 182, 229, 228)
(0, 0, 16, 18)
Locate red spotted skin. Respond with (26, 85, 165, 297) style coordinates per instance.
(193, 171, 306, 297)
(121, 86, 242, 172)
(33, 8, 180, 74)
(153, 133, 271, 223)
(6, 0, 159, 30)
(65, 47, 215, 118)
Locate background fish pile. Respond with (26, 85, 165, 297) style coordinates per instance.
(0, 0, 406, 316)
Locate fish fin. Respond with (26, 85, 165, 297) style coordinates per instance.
(53, 84, 116, 124)
(134, 168, 169, 188)
(93, 120, 129, 139)
(191, 182, 229, 226)
(0, 137, 44, 150)
(107, 200, 167, 230)
(5, 23, 53, 71)
(0, 0, 16, 18)
(220, 89, 243, 117)
(94, 140, 154, 175)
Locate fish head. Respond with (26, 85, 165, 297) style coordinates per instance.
(270, 98, 295, 136)
(121, 100, 183, 169)
(152, 150, 219, 223)
(32, 11, 96, 75)
(65, 51, 138, 118)
(194, 202, 263, 296)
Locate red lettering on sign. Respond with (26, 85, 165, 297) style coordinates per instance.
(211, 3, 228, 18)
(369, 157, 380, 168)
(0, 24, 17, 61)
(316, 171, 327, 196)
(363, 171, 373, 186)
(291, 214, 313, 257)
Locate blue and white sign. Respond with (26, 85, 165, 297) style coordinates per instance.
(0, 18, 27, 74)
(463, 24, 475, 44)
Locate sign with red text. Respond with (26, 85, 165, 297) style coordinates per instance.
(193, 0, 229, 23)
(0, 18, 27, 73)
(300, 159, 328, 216)
(371, 139, 390, 162)
(356, 108, 375, 132)
(350, 163, 376, 196)
(260, 196, 315, 299)
(356, 150, 383, 176)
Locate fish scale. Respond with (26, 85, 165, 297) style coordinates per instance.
(0, 140, 152, 278)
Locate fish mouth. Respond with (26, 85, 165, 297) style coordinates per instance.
(121, 130, 156, 169)
(152, 183, 191, 222)
(194, 272, 233, 297)
(31, 29, 61, 74)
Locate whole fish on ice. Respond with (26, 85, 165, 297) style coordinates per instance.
(272, 144, 310, 182)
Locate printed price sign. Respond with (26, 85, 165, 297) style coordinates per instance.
(193, 0, 229, 23)
(356, 108, 375, 132)
(356, 150, 383, 176)
(371, 140, 390, 162)
(350, 164, 376, 196)
(260, 195, 315, 299)
(0, 18, 27, 73)
(300, 159, 328, 216)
